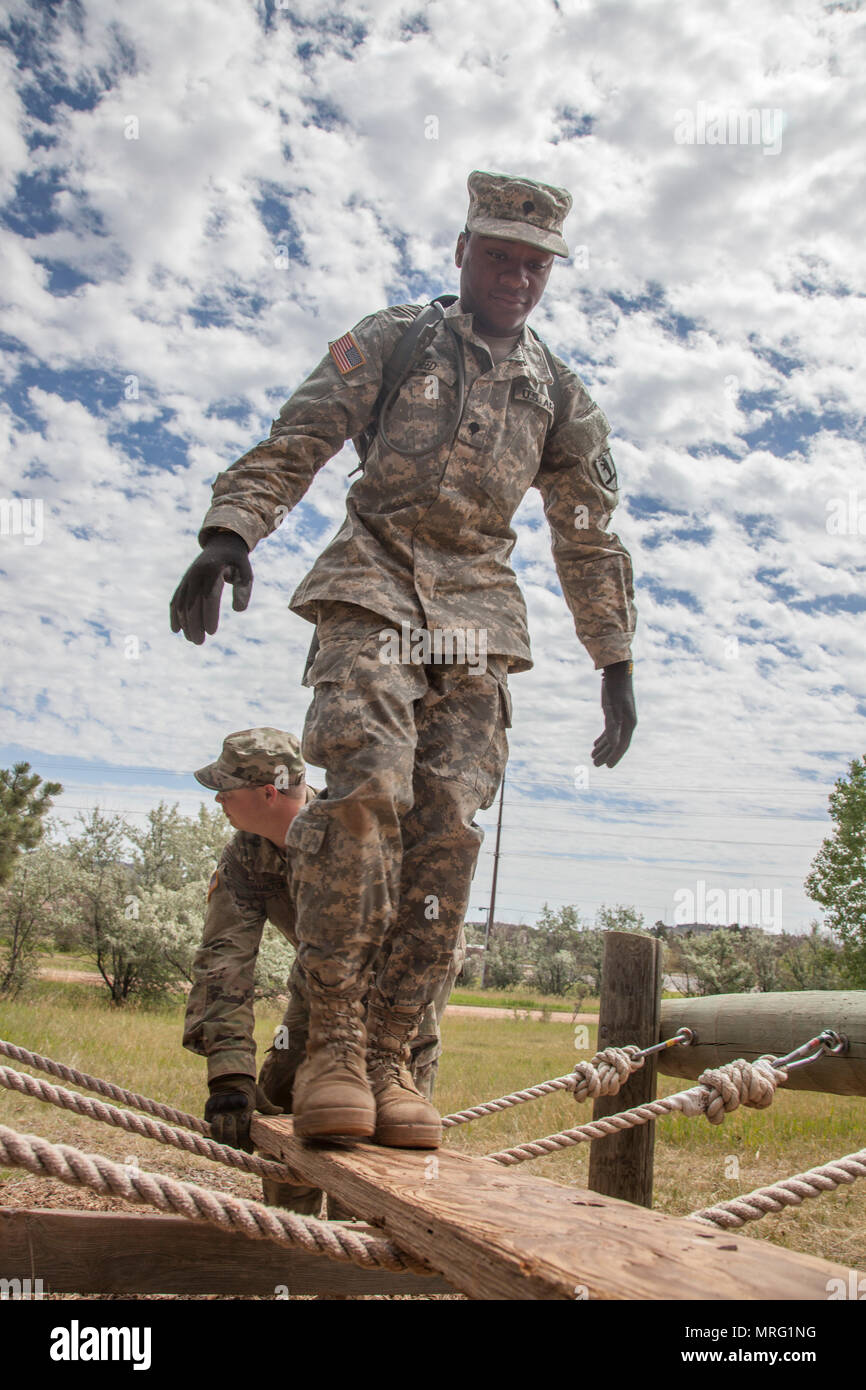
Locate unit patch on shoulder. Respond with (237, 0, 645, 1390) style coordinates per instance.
(513, 383, 554, 414)
(207, 870, 219, 902)
(328, 331, 366, 374)
(594, 448, 618, 490)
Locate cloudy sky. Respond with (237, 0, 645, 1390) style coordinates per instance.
(1, 0, 863, 935)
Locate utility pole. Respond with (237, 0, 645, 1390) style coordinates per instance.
(480, 772, 505, 987)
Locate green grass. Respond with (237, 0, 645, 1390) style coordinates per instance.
(2, 980, 865, 1274)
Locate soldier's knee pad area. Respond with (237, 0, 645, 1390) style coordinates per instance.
(258, 1043, 306, 1111)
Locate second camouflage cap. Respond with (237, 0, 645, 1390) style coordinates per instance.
(466, 170, 572, 257)
(194, 728, 305, 791)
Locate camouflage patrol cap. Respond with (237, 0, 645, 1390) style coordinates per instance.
(194, 728, 305, 791)
(466, 170, 572, 258)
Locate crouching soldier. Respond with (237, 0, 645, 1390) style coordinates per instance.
(182, 727, 464, 1216)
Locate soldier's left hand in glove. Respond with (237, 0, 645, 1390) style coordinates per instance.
(592, 660, 636, 768)
(205, 1074, 283, 1153)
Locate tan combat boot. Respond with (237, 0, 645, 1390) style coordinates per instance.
(366, 994, 442, 1149)
(292, 992, 376, 1141)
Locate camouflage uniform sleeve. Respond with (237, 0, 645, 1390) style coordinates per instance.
(199, 307, 420, 549)
(182, 837, 267, 1083)
(534, 365, 636, 669)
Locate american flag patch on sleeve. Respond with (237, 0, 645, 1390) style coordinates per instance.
(328, 331, 366, 374)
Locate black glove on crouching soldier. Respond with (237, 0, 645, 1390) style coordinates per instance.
(592, 660, 636, 768)
(170, 530, 253, 645)
(205, 1074, 282, 1153)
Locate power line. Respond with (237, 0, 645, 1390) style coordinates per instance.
(476, 827, 818, 849)
(477, 850, 804, 878)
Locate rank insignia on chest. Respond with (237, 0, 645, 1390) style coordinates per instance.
(513, 383, 554, 414)
(328, 331, 366, 374)
(594, 448, 618, 489)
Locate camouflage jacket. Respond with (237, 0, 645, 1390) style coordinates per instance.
(200, 299, 636, 673)
(182, 822, 300, 1082)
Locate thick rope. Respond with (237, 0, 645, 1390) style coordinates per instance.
(442, 1046, 644, 1127)
(0, 1122, 431, 1275)
(0, 1038, 208, 1134)
(0, 1064, 303, 1184)
(689, 1148, 866, 1230)
(485, 1058, 784, 1166)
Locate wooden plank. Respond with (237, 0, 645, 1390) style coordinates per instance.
(0, 1207, 454, 1297)
(659, 991, 866, 1095)
(589, 930, 661, 1207)
(252, 1115, 861, 1301)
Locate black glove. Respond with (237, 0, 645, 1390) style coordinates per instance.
(170, 531, 253, 645)
(592, 660, 636, 769)
(205, 1073, 282, 1152)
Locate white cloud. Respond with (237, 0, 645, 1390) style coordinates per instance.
(0, 0, 863, 934)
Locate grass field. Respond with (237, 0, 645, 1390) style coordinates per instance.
(1, 980, 865, 1295)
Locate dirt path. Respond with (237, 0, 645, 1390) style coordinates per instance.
(445, 1004, 597, 1023)
(37, 969, 597, 1023)
(40, 967, 104, 985)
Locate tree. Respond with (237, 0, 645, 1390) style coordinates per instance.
(777, 924, 845, 991)
(805, 756, 866, 985)
(741, 930, 782, 992)
(0, 842, 76, 996)
(529, 904, 583, 996)
(0, 763, 62, 886)
(679, 929, 757, 996)
(65, 809, 181, 1005)
(128, 802, 229, 890)
(595, 904, 646, 934)
(484, 936, 523, 989)
(457, 951, 481, 988)
(254, 926, 296, 999)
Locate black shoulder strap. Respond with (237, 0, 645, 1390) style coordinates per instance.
(351, 295, 458, 473)
(529, 328, 564, 431)
(351, 296, 562, 473)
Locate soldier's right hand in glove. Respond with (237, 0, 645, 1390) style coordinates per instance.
(205, 1074, 283, 1153)
(170, 531, 253, 645)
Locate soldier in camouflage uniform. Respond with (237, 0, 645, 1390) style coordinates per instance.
(183, 727, 465, 1212)
(171, 170, 637, 1148)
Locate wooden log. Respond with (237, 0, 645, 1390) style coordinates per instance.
(588, 930, 661, 1207)
(658, 991, 866, 1096)
(252, 1115, 860, 1301)
(0, 1207, 454, 1297)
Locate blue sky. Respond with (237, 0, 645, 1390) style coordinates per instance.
(1, 0, 864, 934)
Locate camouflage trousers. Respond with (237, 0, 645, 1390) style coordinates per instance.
(257, 935, 464, 1215)
(286, 601, 511, 1010)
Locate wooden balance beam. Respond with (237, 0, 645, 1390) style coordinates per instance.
(252, 1115, 861, 1301)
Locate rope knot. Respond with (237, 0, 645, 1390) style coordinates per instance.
(698, 1057, 783, 1125)
(571, 1045, 644, 1104)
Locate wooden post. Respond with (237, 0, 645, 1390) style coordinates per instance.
(588, 930, 662, 1207)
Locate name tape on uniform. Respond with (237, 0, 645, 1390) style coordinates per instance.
(513, 383, 555, 415)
